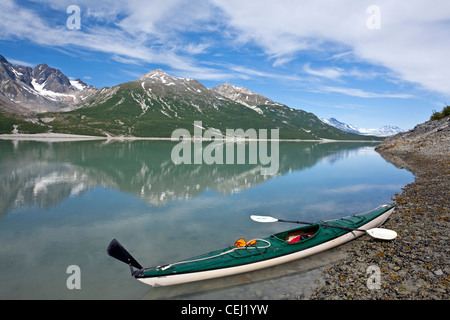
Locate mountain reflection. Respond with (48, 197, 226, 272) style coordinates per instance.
(0, 140, 378, 217)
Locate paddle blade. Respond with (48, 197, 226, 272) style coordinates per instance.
(366, 228, 397, 240)
(250, 215, 279, 223)
(107, 239, 143, 269)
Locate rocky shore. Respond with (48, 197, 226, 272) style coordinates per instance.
(309, 116, 449, 300)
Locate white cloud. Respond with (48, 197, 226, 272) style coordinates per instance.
(2, 0, 450, 97)
(229, 65, 293, 81)
(0, 0, 219, 75)
(6, 58, 35, 67)
(180, 43, 212, 55)
(213, 0, 450, 96)
(322, 184, 404, 194)
(303, 63, 344, 80)
(118, 0, 219, 37)
(321, 86, 415, 99)
(212, 0, 366, 57)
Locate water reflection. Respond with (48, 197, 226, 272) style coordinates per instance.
(0, 140, 379, 218)
(0, 139, 414, 299)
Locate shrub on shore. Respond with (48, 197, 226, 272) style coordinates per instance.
(430, 105, 450, 121)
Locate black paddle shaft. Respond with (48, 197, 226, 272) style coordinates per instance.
(277, 219, 367, 233)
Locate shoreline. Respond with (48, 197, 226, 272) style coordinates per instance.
(0, 133, 381, 143)
(306, 122, 449, 299)
(0, 133, 107, 142)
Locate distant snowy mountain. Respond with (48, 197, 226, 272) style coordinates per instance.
(357, 125, 405, 137)
(321, 118, 405, 137)
(321, 118, 361, 135)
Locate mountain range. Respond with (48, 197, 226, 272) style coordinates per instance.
(0, 55, 383, 140)
(321, 118, 405, 137)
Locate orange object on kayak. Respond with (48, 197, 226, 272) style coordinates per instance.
(234, 238, 257, 247)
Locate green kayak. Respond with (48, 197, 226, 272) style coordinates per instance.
(107, 204, 396, 287)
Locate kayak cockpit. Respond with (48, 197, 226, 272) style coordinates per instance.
(272, 224, 320, 244)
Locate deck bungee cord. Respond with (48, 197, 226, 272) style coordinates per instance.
(156, 238, 271, 271)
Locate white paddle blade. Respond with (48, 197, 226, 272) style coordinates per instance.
(367, 228, 397, 240)
(250, 215, 279, 223)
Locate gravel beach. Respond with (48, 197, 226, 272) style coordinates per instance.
(309, 116, 449, 300)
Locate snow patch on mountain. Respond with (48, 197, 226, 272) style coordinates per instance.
(70, 79, 87, 90)
(31, 79, 76, 101)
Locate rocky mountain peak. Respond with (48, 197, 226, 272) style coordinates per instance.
(211, 82, 278, 114)
(31, 63, 73, 93)
(0, 55, 16, 81)
(0, 55, 97, 114)
(139, 69, 183, 83)
(140, 68, 166, 78)
(136, 69, 209, 97)
(215, 82, 255, 95)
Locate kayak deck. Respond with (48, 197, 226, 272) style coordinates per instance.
(132, 204, 395, 284)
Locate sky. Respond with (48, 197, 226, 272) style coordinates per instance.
(1, 0, 449, 130)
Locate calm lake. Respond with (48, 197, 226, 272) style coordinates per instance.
(0, 139, 414, 299)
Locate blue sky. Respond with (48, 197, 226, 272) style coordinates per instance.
(1, 0, 449, 130)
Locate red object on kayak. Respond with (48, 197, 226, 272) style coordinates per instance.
(288, 235, 301, 243)
(288, 234, 312, 243)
